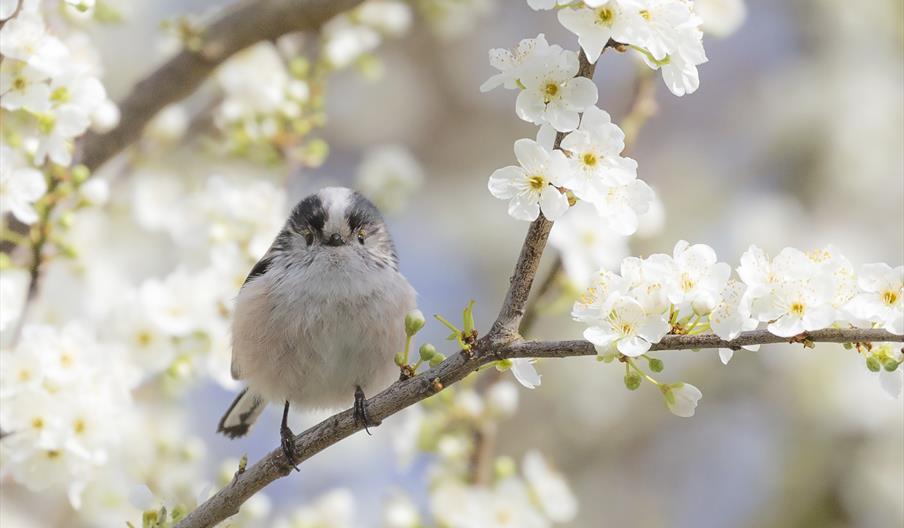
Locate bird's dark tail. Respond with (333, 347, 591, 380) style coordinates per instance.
(217, 388, 265, 438)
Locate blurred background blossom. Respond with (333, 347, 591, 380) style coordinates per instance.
(0, 0, 901, 527)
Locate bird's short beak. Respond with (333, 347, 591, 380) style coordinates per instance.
(324, 233, 345, 246)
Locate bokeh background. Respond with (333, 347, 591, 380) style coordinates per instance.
(2, 0, 902, 527)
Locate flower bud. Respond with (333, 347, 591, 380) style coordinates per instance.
(418, 343, 436, 362)
(405, 309, 426, 336)
(648, 358, 664, 373)
(662, 382, 703, 417)
(624, 372, 642, 391)
(429, 353, 446, 368)
(71, 164, 90, 184)
(494, 456, 516, 480)
(882, 358, 900, 372)
(394, 352, 406, 367)
(866, 356, 882, 372)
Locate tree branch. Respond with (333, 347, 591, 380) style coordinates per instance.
(175, 327, 901, 528)
(505, 328, 904, 358)
(76, 0, 365, 172)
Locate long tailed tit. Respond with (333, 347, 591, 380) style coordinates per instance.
(217, 187, 417, 468)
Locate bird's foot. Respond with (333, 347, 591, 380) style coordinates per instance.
(279, 400, 299, 471)
(280, 424, 299, 472)
(354, 386, 380, 435)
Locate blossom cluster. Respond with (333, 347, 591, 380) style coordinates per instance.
(481, 32, 656, 236)
(529, 0, 708, 97)
(0, 323, 135, 507)
(0, 3, 117, 165)
(392, 379, 578, 527)
(572, 242, 904, 413)
(204, 0, 414, 163)
(0, 3, 116, 227)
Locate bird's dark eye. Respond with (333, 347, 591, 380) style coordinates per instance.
(357, 229, 366, 244)
(302, 230, 314, 246)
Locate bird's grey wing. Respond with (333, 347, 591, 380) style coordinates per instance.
(241, 253, 275, 287)
(231, 253, 277, 380)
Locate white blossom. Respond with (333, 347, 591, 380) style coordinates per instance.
(556, 1, 638, 64)
(710, 280, 758, 364)
(0, 144, 47, 224)
(146, 104, 189, 142)
(510, 358, 542, 389)
(486, 380, 520, 417)
(582, 294, 670, 357)
(523, 450, 578, 523)
(846, 263, 904, 335)
(216, 42, 289, 117)
(488, 136, 571, 221)
(272, 489, 356, 528)
(431, 478, 548, 528)
(322, 17, 381, 69)
(139, 269, 220, 337)
(0, 60, 51, 112)
(355, 144, 424, 214)
(0, 13, 68, 76)
(695, 0, 747, 37)
(665, 240, 732, 312)
(514, 47, 598, 131)
(480, 34, 562, 92)
(559, 106, 638, 201)
(0, 267, 28, 334)
(549, 200, 629, 288)
(621, 0, 695, 61)
(382, 492, 421, 528)
(357, 0, 413, 37)
(640, 25, 708, 96)
(756, 278, 836, 338)
(590, 177, 655, 235)
(662, 382, 702, 417)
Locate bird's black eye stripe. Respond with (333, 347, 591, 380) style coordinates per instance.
(346, 192, 383, 232)
(289, 194, 326, 234)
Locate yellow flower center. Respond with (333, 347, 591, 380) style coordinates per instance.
(12, 77, 26, 91)
(74, 419, 86, 434)
(640, 9, 651, 20)
(36, 113, 55, 134)
(46, 450, 61, 460)
(582, 152, 598, 166)
(597, 7, 615, 25)
(60, 353, 73, 367)
(32, 418, 44, 429)
(790, 302, 806, 316)
(137, 330, 153, 347)
(620, 323, 635, 335)
(680, 273, 696, 292)
(528, 175, 546, 190)
(543, 82, 559, 103)
(18, 369, 31, 382)
(50, 87, 69, 103)
(883, 290, 899, 306)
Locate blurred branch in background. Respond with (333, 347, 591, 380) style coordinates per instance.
(76, 0, 364, 172)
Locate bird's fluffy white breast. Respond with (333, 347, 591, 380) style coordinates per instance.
(231, 254, 416, 410)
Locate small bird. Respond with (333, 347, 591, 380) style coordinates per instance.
(217, 187, 417, 468)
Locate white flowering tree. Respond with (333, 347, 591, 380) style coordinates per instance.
(1, 1, 901, 527)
